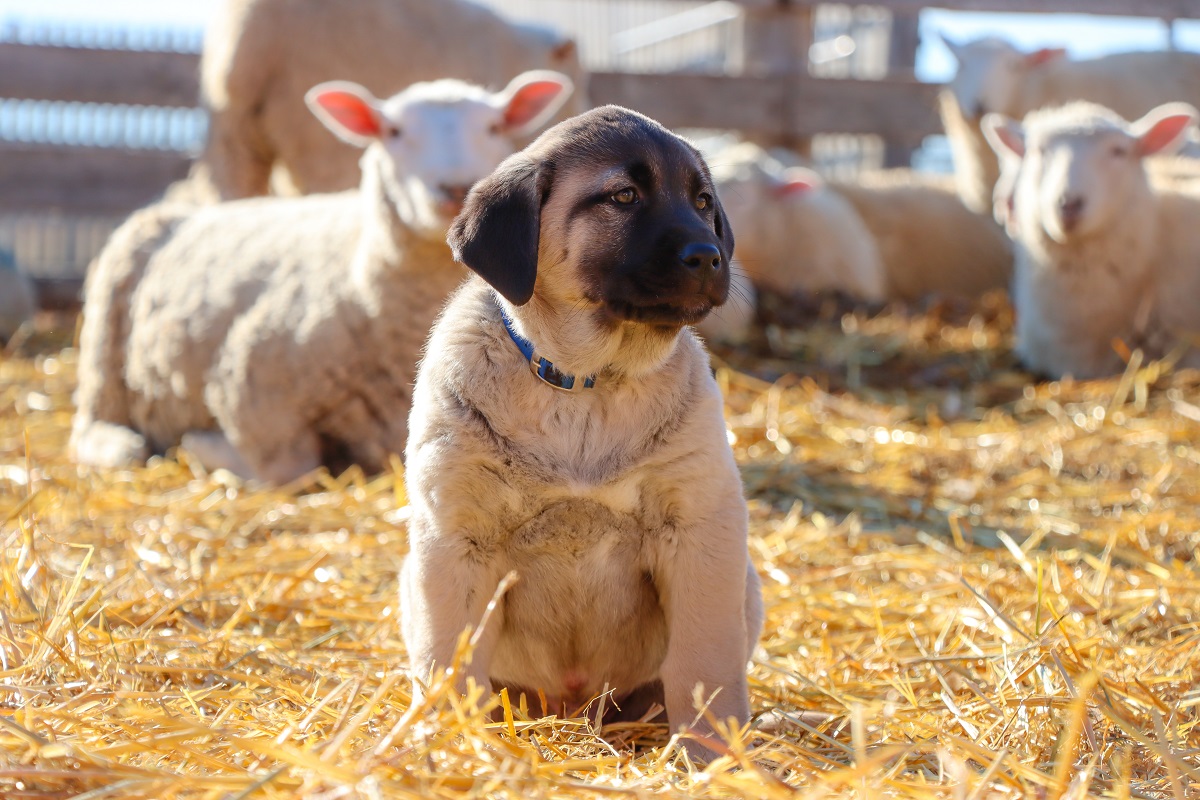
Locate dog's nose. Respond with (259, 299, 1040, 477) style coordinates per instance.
(679, 242, 722, 273)
(1059, 195, 1085, 231)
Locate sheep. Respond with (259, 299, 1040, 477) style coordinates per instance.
(938, 34, 1200, 214)
(939, 90, 1003, 216)
(70, 71, 574, 482)
(983, 101, 1200, 380)
(707, 143, 886, 308)
(837, 168, 1013, 303)
(704, 142, 1010, 340)
(988, 124, 1200, 237)
(199, 0, 587, 200)
(0, 249, 36, 343)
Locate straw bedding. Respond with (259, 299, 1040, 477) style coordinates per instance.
(1, 295, 1198, 799)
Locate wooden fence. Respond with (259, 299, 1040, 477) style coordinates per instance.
(0, 0, 1193, 306)
(589, 0, 1195, 145)
(0, 43, 200, 216)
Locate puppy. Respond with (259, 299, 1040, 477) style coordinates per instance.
(401, 106, 763, 756)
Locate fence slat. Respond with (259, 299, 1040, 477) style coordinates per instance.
(791, 77, 941, 142)
(0, 43, 201, 107)
(588, 72, 941, 140)
(721, 0, 1195, 16)
(589, 71, 784, 134)
(0, 142, 190, 213)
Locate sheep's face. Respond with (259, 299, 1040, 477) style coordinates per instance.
(942, 35, 1066, 119)
(990, 103, 1198, 248)
(307, 72, 573, 242)
(1023, 127, 1147, 244)
(375, 96, 534, 239)
(946, 38, 1021, 119)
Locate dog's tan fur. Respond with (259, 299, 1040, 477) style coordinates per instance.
(401, 107, 762, 756)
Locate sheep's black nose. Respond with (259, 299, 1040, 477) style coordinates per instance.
(679, 242, 721, 273)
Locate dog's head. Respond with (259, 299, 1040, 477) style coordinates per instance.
(448, 106, 735, 335)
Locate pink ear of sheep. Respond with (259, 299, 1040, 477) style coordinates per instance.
(981, 113, 1025, 159)
(1023, 47, 1067, 68)
(937, 31, 964, 63)
(498, 70, 574, 136)
(1132, 102, 1200, 158)
(305, 81, 384, 148)
(773, 167, 823, 198)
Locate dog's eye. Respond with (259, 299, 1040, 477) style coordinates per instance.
(611, 188, 639, 205)
(696, 193, 712, 210)
(385, 125, 402, 139)
(1110, 144, 1129, 157)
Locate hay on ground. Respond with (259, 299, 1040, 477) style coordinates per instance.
(1, 296, 1198, 799)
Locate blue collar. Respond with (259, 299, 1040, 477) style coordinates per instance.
(499, 305, 596, 392)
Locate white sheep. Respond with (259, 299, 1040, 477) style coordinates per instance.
(708, 143, 886, 306)
(705, 142, 1010, 339)
(939, 34, 1200, 214)
(837, 168, 1012, 303)
(70, 71, 573, 482)
(939, 90, 1003, 216)
(984, 101, 1200, 379)
(0, 252, 36, 343)
(988, 127, 1200, 237)
(199, 0, 587, 199)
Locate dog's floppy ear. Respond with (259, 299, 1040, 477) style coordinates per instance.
(448, 157, 541, 305)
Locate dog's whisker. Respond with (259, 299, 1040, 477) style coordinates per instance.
(728, 261, 766, 278)
(727, 287, 753, 307)
(560, 298, 589, 332)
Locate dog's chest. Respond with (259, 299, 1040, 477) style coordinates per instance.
(491, 497, 669, 700)
(493, 389, 679, 488)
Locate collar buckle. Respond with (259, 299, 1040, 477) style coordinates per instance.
(499, 302, 597, 392)
(529, 350, 597, 392)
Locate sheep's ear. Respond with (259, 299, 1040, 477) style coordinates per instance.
(448, 157, 541, 305)
(1023, 47, 1066, 68)
(550, 38, 578, 65)
(498, 70, 574, 136)
(774, 166, 823, 198)
(982, 113, 1025, 158)
(306, 81, 383, 148)
(938, 31, 964, 62)
(1132, 102, 1199, 157)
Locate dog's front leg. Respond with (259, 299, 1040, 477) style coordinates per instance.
(400, 531, 505, 705)
(656, 505, 753, 759)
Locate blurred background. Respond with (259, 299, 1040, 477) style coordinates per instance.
(0, 0, 1196, 309)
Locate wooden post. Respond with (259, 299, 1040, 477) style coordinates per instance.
(883, 10, 921, 168)
(738, 0, 814, 154)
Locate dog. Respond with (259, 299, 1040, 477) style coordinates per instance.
(400, 105, 763, 757)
